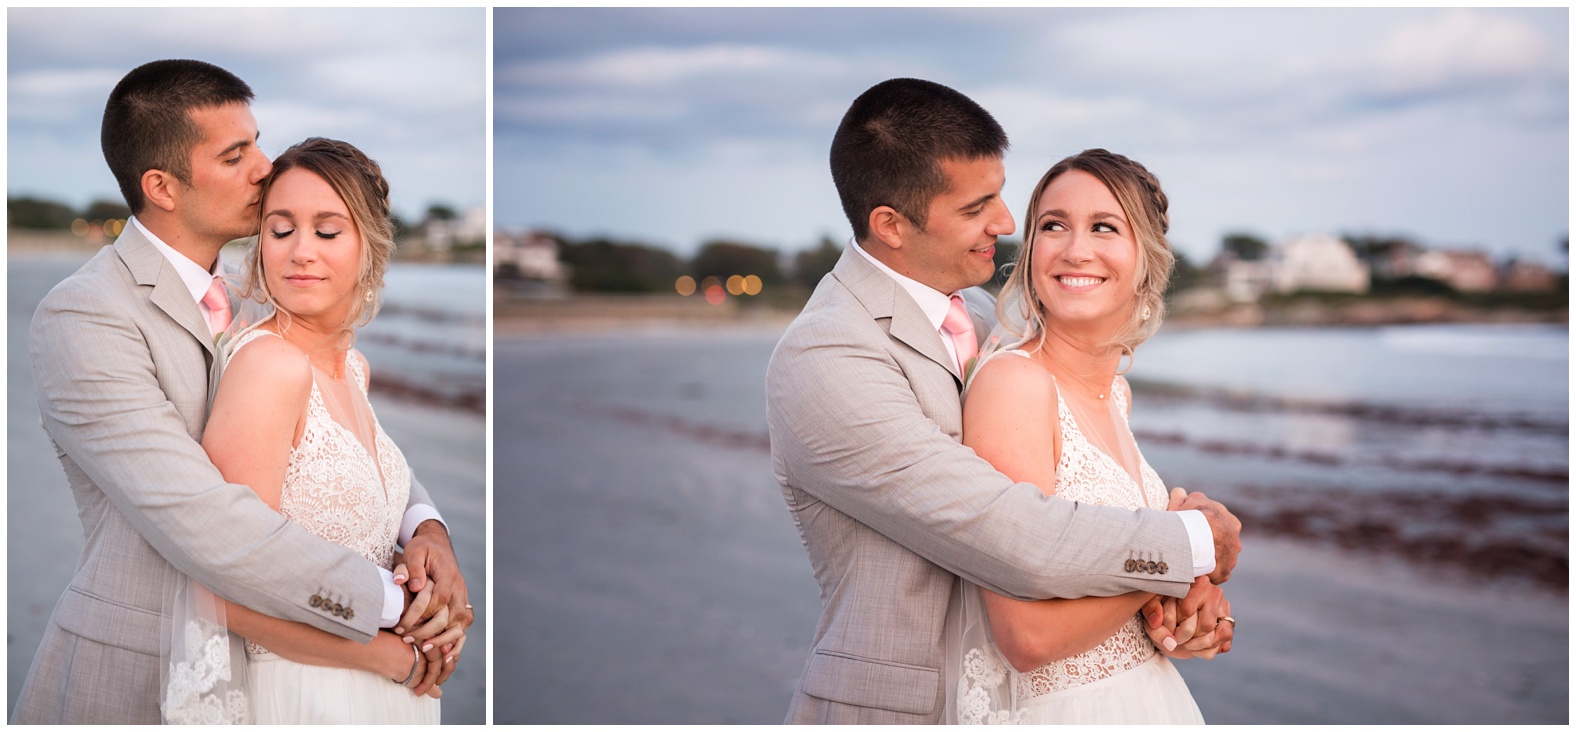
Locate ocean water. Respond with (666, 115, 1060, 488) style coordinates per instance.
(1125, 324, 1568, 587)
(497, 324, 1567, 724)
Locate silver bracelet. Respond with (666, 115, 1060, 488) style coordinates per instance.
(394, 643, 420, 686)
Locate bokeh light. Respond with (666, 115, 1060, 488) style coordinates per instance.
(675, 275, 696, 296)
(742, 274, 762, 296)
(704, 284, 725, 304)
(726, 274, 744, 296)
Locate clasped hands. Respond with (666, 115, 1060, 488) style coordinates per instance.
(388, 520, 473, 697)
(1142, 487, 1238, 660)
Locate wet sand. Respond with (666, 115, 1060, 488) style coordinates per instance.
(6, 328, 487, 723)
(495, 327, 1567, 724)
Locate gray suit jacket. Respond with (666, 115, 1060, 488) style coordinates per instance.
(766, 243, 1194, 724)
(12, 226, 434, 723)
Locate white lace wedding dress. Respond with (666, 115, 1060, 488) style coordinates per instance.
(952, 350, 1203, 725)
(231, 326, 441, 724)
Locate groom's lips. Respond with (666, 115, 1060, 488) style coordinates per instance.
(970, 243, 995, 258)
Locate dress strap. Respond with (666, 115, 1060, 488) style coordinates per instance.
(345, 349, 369, 394)
(223, 326, 283, 366)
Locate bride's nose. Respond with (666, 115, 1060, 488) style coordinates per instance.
(290, 239, 317, 264)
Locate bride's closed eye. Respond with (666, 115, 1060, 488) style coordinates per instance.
(315, 230, 342, 240)
(269, 227, 296, 239)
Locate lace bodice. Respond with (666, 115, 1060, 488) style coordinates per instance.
(226, 328, 411, 655)
(999, 352, 1170, 700)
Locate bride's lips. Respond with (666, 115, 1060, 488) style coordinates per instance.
(283, 274, 324, 286)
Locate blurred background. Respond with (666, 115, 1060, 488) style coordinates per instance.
(7, 8, 487, 724)
(495, 7, 1567, 725)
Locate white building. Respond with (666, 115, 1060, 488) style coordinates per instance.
(496, 230, 568, 282)
(1271, 234, 1370, 294)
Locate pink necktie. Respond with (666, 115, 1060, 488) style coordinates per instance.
(941, 294, 978, 376)
(202, 276, 232, 335)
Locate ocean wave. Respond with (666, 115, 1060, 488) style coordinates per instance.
(1127, 378, 1566, 435)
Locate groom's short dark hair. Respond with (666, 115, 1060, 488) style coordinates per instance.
(830, 78, 1008, 242)
(102, 59, 254, 214)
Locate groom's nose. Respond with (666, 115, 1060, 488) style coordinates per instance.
(984, 196, 1015, 237)
(250, 153, 273, 185)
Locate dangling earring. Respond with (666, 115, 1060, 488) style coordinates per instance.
(1140, 304, 1152, 321)
(364, 290, 375, 303)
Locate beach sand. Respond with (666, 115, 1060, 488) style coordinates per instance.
(6, 315, 488, 724)
(495, 326, 1567, 724)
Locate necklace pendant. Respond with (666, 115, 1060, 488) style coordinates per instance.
(1098, 393, 1107, 400)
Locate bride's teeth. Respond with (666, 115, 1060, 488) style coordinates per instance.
(1059, 276, 1101, 287)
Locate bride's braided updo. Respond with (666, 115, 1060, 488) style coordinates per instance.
(996, 148, 1174, 358)
(242, 137, 394, 345)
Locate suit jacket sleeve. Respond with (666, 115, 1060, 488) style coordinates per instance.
(767, 310, 1194, 602)
(31, 281, 385, 641)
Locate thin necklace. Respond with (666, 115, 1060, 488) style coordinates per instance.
(1038, 351, 1115, 401)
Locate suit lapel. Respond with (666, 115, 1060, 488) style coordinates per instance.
(833, 243, 961, 382)
(115, 227, 218, 362)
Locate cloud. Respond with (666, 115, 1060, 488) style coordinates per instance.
(492, 8, 1567, 262)
(8, 7, 486, 212)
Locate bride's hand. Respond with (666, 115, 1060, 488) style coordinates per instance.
(374, 631, 440, 698)
(1147, 595, 1233, 660)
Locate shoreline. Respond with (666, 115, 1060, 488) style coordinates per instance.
(495, 291, 1566, 332)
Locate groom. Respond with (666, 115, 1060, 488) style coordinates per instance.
(13, 59, 469, 723)
(766, 78, 1241, 723)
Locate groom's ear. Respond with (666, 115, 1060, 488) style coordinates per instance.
(868, 206, 905, 252)
(141, 169, 180, 213)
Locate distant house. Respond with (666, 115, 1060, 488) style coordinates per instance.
(1363, 239, 1427, 280)
(1271, 234, 1370, 294)
(496, 230, 568, 283)
(419, 206, 486, 252)
(1500, 259, 1557, 292)
(1220, 257, 1275, 303)
(1413, 249, 1497, 293)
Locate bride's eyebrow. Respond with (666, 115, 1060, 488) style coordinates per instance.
(1039, 208, 1125, 223)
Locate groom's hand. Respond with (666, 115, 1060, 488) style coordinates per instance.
(1173, 490, 1242, 584)
(402, 519, 473, 632)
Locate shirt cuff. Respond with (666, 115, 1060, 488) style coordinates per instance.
(400, 504, 446, 546)
(1178, 509, 1216, 577)
(378, 566, 403, 628)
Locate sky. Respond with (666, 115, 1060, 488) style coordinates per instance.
(496, 7, 1569, 266)
(8, 7, 486, 222)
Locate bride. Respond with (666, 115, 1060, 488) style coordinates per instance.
(953, 149, 1232, 723)
(184, 137, 463, 723)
